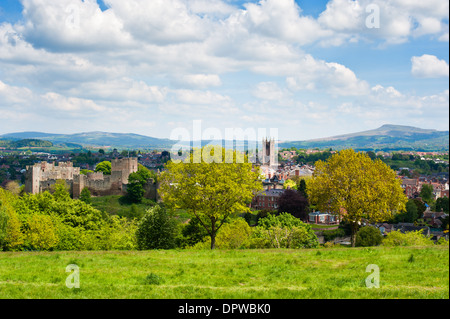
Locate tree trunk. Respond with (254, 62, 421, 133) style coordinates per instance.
(351, 222, 359, 247)
(210, 218, 216, 250)
(210, 235, 216, 250)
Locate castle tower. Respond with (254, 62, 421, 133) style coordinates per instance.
(111, 157, 138, 184)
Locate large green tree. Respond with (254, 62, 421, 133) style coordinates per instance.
(307, 149, 407, 247)
(95, 161, 112, 175)
(420, 184, 434, 204)
(159, 146, 263, 249)
(126, 164, 153, 203)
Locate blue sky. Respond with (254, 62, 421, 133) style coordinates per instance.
(0, 0, 448, 141)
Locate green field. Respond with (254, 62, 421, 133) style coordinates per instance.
(0, 246, 448, 299)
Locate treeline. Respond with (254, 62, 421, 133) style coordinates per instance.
(0, 139, 53, 148)
(0, 185, 319, 252)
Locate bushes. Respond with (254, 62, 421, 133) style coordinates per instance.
(23, 214, 59, 251)
(250, 213, 319, 249)
(355, 226, 382, 247)
(136, 205, 178, 250)
(190, 218, 252, 249)
(383, 230, 434, 247)
(322, 228, 346, 242)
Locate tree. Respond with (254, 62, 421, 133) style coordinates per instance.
(95, 161, 111, 175)
(435, 196, 449, 213)
(24, 214, 59, 251)
(297, 179, 308, 199)
(420, 184, 434, 204)
(355, 226, 382, 247)
(277, 189, 309, 221)
(283, 179, 297, 190)
(307, 149, 407, 247)
(136, 205, 178, 250)
(126, 165, 152, 203)
(181, 217, 209, 247)
(253, 213, 318, 249)
(159, 146, 263, 249)
(5, 181, 21, 196)
(412, 198, 426, 217)
(80, 187, 92, 204)
(52, 180, 71, 201)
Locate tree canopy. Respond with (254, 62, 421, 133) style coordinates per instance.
(307, 149, 407, 247)
(159, 146, 263, 249)
(95, 161, 112, 175)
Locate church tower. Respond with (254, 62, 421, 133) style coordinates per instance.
(262, 137, 276, 167)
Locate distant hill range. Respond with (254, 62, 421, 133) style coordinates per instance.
(0, 131, 174, 150)
(1, 124, 448, 152)
(279, 125, 449, 152)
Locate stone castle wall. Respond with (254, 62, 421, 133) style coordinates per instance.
(24, 158, 156, 199)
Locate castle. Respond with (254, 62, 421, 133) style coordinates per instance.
(24, 158, 156, 199)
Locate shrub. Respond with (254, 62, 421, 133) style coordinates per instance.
(79, 187, 92, 204)
(136, 205, 178, 250)
(322, 228, 346, 242)
(383, 230, 434, 246)
(24, 214, 59, 251)
(251, 213, 319, 249)
(436, 237, 449, 246)
(355, 226, 383, 247)
(190, 218, 252, 249)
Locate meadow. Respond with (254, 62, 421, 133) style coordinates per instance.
(0, 246, 448, 299)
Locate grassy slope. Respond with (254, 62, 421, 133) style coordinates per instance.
(0, 246, 448, 299)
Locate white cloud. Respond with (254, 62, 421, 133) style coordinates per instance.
(18, 0, 133, 52)
(252, 82, 289, 101)
(411, 54, 449, 78)
(286, 55, 369, 96)
(172, 74, 222, 89)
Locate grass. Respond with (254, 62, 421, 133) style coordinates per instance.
(90, 195, 156, 219)
(0, 246, 448, 299)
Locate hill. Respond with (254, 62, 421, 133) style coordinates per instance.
(1, 131, 175, 150)
(279, 125, 449, 152)
(0, 138, 53, 149)
(2, 124, 448, 152)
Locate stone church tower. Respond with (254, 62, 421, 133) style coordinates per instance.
(261, 137, 276, 167)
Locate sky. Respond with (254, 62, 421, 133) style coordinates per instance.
(0, 0, 448, 141)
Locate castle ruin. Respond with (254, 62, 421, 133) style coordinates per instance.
(24, 158, 155, 199)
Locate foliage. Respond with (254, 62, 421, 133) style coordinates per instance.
(283, 179, 297, 190)
(277, 189, 309, 221)
(0, 188, 23, 250)
(307, 149, 407, 247)
(355, 226, 383, 247)
(435, 196, 449, 213)
(126, 165, 153, 203)
(136, 205, 178, 250)
(395, 199, 419, 223)
(80, 187, 92, 204)
(159, 146, 263, 249)
(297, 179, 308, 199)
(322, 228, 346, 242)
(251, 213, 319, 249)
(95, 161, 112, 175)
(412, 198, 426, 217)
(23, 214, 59, 251)
(180, 217, 209, 247)
(52, 180, 71, 201)
(191, 218, 252, 249)
(420, 184, 434, 204)
(383, 230, 434, 246)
